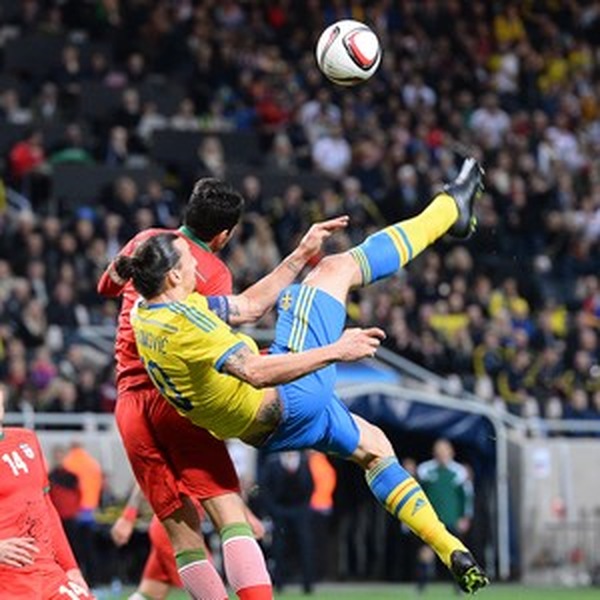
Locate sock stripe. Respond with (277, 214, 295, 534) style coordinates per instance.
(393, 225, 414, 261)
(365, 456, 400, 482)
(350, 247, 372, 284)
(179, 559, 208, 574)
(386, 227, 409, 265)
(220, 521, 253, 541)
(394, 486, 421, 517)
(175, 548, 207, 569)
(386, 479, 416, 512)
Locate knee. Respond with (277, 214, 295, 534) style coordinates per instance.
(355, 425, 395, 469)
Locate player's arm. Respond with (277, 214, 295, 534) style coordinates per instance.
(221, 326, 385, 388)
(214, 217, 349, 325)
(97, 236, 138, 296)
(111, 483, 144, 547)
(97, 262, 128, 296)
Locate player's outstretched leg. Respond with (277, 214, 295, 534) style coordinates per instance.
(351, 415, 489, 595)
(301, 158, 484, 305)
(349, 157, 483, 284)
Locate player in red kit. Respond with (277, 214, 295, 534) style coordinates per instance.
(0, 384, 93, 600)
(98, 178, 273, 599)
(100, 178, 338, 599)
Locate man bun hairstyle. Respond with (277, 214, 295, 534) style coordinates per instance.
(184, 177, 245, 241)
(114, 233, 181, 299)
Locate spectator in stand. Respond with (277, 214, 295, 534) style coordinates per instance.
(171, 97, 201, 131)
(1, 88, 32, 125)
(416, 440, 474, 590)
(49, 444, 81, 552)
(62, 441, 103, 587)
(308, 451, 337, 582)
(8, 129, 49, 205)
(260, 451, 315, 595)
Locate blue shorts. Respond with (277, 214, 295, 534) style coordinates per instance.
(262, 284, 360, 457)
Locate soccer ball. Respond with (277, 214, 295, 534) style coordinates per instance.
(315, 19, 381, 86)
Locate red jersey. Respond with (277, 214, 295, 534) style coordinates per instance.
(98, 226, 232, 393)
(0, 428, 66, 572)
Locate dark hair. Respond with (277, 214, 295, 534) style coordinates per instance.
(183, 178, 244, 241)
(114, 233, 181, 299)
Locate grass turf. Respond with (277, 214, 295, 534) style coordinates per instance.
(111, 583, 599, 599)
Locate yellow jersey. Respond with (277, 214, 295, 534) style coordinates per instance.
(131, 292, 265, 439)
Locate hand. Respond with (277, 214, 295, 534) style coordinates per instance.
(66, 568, 90, 594)
(0, 537, 39, 568)
(334, 327, 386, 362)
(245, 508, 266, 540)
(110, 516, 134, 547)
(296, 216, 350, 261)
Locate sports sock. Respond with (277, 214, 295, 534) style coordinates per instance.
(176, 548, 228, 600)
(221, 523, 273, 600)
(350, 193, 458, 283)
(365, 457, 467, 567)
(128, 593, 151, 600)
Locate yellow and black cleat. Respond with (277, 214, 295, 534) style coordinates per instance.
(449, 550, 490, 595)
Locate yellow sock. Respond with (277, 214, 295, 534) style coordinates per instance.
(366, 458, 467, 567)
(398, 193, 459, 252)
(396, 484, 467, 566)
(350, 193, 458, 283)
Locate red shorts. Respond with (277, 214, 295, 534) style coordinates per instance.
(115, 386, 240, 519)
(0, 565, 95, 599)
(142, 515, 182, 587)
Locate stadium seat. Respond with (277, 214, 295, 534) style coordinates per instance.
(52, 163, 165, 212)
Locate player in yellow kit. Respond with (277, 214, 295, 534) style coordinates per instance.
(118, 158, 489, 594)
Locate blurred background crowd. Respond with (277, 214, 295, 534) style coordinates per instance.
(1, 0, 600, 428)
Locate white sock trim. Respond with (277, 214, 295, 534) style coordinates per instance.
(178, 559, 210, 574)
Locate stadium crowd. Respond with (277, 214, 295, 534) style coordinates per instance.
(1, 0, 600, 426)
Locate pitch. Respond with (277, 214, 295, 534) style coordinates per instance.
(110, 583, 599, 599)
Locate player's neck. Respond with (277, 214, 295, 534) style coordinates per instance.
(147, 286, 190, 306)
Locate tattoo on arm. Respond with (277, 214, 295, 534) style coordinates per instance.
(222, 345, 253, 381)
(227, 297, 242, 318)
(285, 258, 302, 274)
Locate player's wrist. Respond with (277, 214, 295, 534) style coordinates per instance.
(122, 506, 138, 522)
(285, 248, 307, 274)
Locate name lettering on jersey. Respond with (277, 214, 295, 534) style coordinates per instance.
(137, 330, 168, 354)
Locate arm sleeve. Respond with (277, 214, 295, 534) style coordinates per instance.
(97, 235, 139, 296)
(183, 293, 253, 370)
(207, 296, 230, 323)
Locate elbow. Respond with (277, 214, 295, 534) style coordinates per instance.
(244, 362, 271, 389)
(246, 371, 269, 389)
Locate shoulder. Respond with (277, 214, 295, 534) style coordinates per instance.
(2, 427, 37, 442)
(196, 255, 232, 291)
(448, 461, 469, 481)
(135, 227, 171, 244)
(416, 459, 438, 478)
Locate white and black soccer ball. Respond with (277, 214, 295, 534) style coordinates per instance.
(315, 19, 382, 86)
